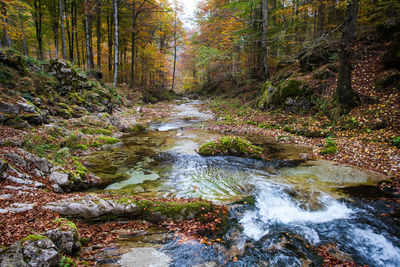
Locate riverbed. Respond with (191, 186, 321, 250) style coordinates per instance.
(92, 100, 400, 266)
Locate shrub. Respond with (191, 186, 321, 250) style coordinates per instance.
(321, 137, 337, 155)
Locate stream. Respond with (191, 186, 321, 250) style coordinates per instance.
(90, 100, 400, 267)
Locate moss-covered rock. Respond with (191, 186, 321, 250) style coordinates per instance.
(198, 136, 265, 159)
(259, 79, 312, 110)
(121, 123, 147, 133)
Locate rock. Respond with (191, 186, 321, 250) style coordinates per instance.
(0, 160, 8, 180)
(45, 228, 80, 255)
(0, 209, 9, 214)
(298, 42, 338, 72)
(49, 172, 69, 187)
(24, 151, 51, 173)
(44, 195, 140, 219)
(0, 194, 13, 200)
(4, 185, 37, 191)
(52, 184, 64, 194)
(4, 152, 27, 169)
(284, 96, 313, 113)
(16, 102, 36, 113)
(22, 237, 60, 267)
(7, 203, 34, 213)
(22, 111, 49, 125)
(0, 101, 18, 114)
(375, 69, 400, 91)
(120, 247, 172, 267)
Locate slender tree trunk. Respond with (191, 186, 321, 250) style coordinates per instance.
(261, 0, 269, 79)
(130, 1, 136, 88)
(318, 0, 325, 37)
(335, 0, 360, 115)
(60, 0, 67, 59)
(85, 0, 92, 69)
(66, 7, 73, 60)
(73, 0, 80, 65)
(113, 0, 119, 88)
(33, 0, 44, 60)
(107, 0, 113, 74)
(171, 13, 177, 91)
(96, 1, 102, 70)
(19, 11, 28, 56)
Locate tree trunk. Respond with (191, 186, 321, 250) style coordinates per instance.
(130, 1, 136, 88)
(171, 13, 177, 91)
(96, 1, 102, 70)
(335, 0, 360, 115)
(107, 0, 113, 74)
(73, 0, 80, 65)
(113, 0, 119, 88)
(33, 0, 44, 60)
(60, 0, 67, 59)
(261, 0, 269, 79)
(318, 0, 325, 37)
(85, 0, 92, 69)
(19, 11, 28, 56)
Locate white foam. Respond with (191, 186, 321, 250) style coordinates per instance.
(240, 185, 353, 241)
(350, 227, 400, 266)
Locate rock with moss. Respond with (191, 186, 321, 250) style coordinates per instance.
(198, 136, 265, 159)
(43, 195, 217, 223)
(298, 42, 338, 72)
(259, 79, 312, 110)
(0, 235, 60, 267)
(44, 219, 80, 255)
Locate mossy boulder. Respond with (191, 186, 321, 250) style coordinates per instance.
(198, 136, 265, 159)
(382, 34, 400, 70)
(259, 79, 312, 110)
(122, 123, 147, 133)
(298, 42, 338, 72)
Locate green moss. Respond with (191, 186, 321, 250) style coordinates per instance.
(198, 136, 264, 159)
(81, 127, 112, 136)
(60, 255, 76, 267)
(52, 218, 79, 234)
(321, 137, 337, 155)
(21, 234, 46, 243)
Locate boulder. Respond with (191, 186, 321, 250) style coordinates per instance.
(259, 79, 312, 110)
(0, 101, 19, 114)
(24, 151, 51, 173)
(49, 172, 69, 187)
(45, 228, 80, 255)
(16, 102, 35, 113)
(4, 153, 28, 170)
(44, 195, 140, 219)
(0, 159, 8, 181)
(0, 237, 60, 267)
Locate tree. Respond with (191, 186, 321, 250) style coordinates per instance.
(112, 0, 118, 87)
(334, 0, 360, 115)
(261, 0, 269, 79)
(60, 0, 67, 59)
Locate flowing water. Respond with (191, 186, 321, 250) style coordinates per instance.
(92, 100, 400, 267)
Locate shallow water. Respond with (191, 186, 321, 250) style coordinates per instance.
(94, 100, 400, 266)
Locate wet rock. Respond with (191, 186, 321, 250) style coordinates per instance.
(119, 247, 171, 267)
(49, 172, 69, 187)
(45, 228, 80, 255)
(44, 195, 140, 219)
(7, 203, 34, 213)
